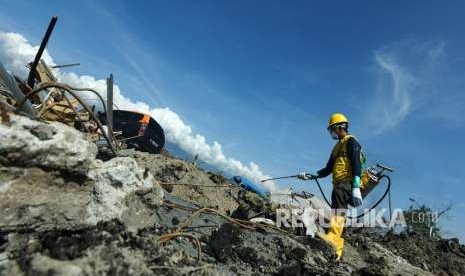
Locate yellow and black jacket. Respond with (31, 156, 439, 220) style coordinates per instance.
(317, 135, 363, 185)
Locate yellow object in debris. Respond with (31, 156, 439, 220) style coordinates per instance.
(316, 215, 345, 261)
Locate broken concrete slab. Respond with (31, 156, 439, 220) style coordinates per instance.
(0, 115, 97, 174)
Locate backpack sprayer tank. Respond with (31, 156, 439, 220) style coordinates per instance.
(361, 163, 394, 198)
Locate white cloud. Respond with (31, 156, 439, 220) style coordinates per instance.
(371, 52, 416, 134)
(0, 31, 277, 191)
(366, 41, 446, 134)
(0, 32, 54, 76)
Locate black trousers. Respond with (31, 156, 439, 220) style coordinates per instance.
(331, 182, 353, 210)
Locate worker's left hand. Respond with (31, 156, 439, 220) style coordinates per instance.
(352, 188, 363, 207)
(297, 172, 318, 180)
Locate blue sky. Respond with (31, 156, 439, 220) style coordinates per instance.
(1, 0, 464, 239)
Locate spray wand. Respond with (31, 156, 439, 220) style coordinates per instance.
(261, 175, 300, 182)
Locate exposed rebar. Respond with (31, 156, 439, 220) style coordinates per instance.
(15, 82, 116, 155)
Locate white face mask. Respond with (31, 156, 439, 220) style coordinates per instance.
(329, 130, 339, 140)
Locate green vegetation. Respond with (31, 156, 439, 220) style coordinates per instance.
(404, 198, 452, 238)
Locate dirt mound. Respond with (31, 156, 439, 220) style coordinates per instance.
(370, 232, 465, 276)
(119, 149, 239, 214)
(208, 222, 332, 275)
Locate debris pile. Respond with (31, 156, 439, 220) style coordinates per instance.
(119, 150, 240, 214)
(1, 113, 464, 276)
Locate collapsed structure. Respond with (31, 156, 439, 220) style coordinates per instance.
(1, 113, 465, 275)
(1, 16, 465, 276)
(1, 17, 165, 158)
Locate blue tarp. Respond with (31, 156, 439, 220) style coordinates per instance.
(231, 176, 267, 197)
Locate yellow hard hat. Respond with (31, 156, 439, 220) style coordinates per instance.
(328, 113, 349, 129)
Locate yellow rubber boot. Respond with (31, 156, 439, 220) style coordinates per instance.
(316, 216, 345, 261)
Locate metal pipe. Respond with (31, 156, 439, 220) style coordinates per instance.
(388, 189, 393, 221)
(106, 74, 114, 143)
(27, 16, 58, 88)
(51, 63, 80, 69)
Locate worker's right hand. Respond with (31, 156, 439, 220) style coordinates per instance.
(297, 172, 318, 180)
(352, 187, 363, 207)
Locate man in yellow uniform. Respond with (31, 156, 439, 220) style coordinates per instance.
(298, 113, 363, 261)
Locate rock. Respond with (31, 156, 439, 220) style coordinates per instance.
(0, 115, 164, 234)
(120, 192, 159, 232)
(0, 166, 93, 232)
(86, 157, 163, 226)
(232, 190, 273, 220)
(209, 223, 242, 262)
(287, 247, 307, 261)
(237, 247, 258, 263)
(30, 254, 83, 276)
(28, 244, 154, 276)
(26, 124, 56, 141)
(0, 115, 97, 174)
(0, 254, 22, 276)
(278, 262, 302, 276)
(355, 255, 390, 276)
(0, 160, 164, 234)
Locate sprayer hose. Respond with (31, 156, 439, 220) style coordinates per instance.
(313, 175, 392, 219)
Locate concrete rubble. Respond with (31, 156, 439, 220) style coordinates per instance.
(1, 114, 464, 276)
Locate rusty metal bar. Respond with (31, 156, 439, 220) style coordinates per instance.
(27, 16, 58, 88)
(15, 82, 116, 156)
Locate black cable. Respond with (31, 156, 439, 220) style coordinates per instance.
(313, 175, 391, 219)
